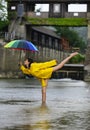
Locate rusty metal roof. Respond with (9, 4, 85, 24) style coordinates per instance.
(32, 26, 60, 38)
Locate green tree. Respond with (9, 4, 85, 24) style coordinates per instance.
(0, 0, 8, 30)
(54, 26, 86, 52)
(0, 0, 7, 20)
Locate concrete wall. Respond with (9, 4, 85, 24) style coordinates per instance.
(25, 12, 87, 18)
(85, 25, 90, 65)
(65, 12, 87, 18)
(0, 45, 69, 78)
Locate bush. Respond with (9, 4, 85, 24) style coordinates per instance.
(69, 53, 85, 64)
(0, 20, 9, 30)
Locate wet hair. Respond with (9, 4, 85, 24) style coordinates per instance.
(27, 58, 33, 67)
(27, 58, 33, 63)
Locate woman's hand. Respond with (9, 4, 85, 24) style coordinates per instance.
(70, 52, 78, 58)
(18, 61, 22, 66)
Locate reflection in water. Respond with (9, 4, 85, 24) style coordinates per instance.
(31, 106, 51, 130)
(24, 103, 51, 130)
(0, 79, 90, 130)
(5, 110, 90, 130)
(32, 120, 50, 130)
(5, 103, 51, 130)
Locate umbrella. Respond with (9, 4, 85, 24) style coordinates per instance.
(4, 39, 38, 60)
(4, 40, 38, 51)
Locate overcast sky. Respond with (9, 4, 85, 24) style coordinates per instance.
(35, 4, 87, 12)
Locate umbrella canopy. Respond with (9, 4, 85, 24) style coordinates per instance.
(4, 40, 38, 51)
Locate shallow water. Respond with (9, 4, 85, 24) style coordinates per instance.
(0, 78, 90, 130)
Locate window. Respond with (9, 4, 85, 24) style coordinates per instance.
(54, 39, 58, 50)
(45, 36, 49, 47)
(48, 37, 52, 48)
(41, 34, 45, 46)
(11, 6, 16, 10)
(73, 13, 78, 16)
(52, 38, 55, 49)
(53, 4, 60, 13)
(68, 4, 87, 12)
(33, 32, 38, 42)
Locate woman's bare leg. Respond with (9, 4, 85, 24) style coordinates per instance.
(53, 52, 78, 72)
(42, 79, 48, 104)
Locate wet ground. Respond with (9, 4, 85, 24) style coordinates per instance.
(0, 78, 90, 130)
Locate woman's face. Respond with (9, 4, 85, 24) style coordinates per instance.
(24, 59, 30, 66)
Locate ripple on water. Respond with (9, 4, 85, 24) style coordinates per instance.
(0, 79, 90, 130)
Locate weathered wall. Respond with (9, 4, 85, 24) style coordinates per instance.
(0, 45, 69, 78)
(0, 46, 24, 78)
(84, 22, 90, 81)
(85, 25, 90, 65)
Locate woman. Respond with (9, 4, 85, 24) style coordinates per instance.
(19, 52, 78, 103)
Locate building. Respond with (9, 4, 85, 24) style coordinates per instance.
(26, 26, 70, 61)
(6, 0, 90, 18)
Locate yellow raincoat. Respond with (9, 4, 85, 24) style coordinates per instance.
(20, 60, 57, 87)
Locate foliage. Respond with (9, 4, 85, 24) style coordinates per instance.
(8, 11, 17, 20)
(69, 53, 85, 63)
(26, 17, 87, 26)
(54, 26, 86, 52)
(0, 20, 9, 30)
(0, 0, 5, 11)
(0, 0, 7, 20)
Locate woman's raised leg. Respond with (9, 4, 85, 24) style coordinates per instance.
(53, 52, 78, 72)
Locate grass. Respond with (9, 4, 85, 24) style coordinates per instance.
(27, 17, 88, 26)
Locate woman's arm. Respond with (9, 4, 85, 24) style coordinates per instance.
(20, 65, 31, 75)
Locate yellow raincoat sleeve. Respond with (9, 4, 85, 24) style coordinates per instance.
(20, 65, 31, 75)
